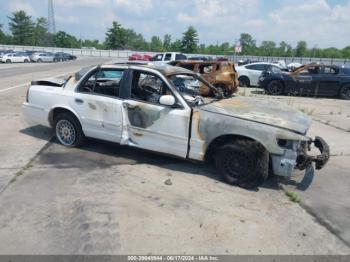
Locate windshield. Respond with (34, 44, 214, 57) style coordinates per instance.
(167, 73, 221, 107)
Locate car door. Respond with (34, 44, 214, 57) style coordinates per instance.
(70, 67, 126, 143)
(245, 64, 268, 86)
(315, 66, 340, 96)
(293, 66, 319, 96)
(121, 69, 191, 158)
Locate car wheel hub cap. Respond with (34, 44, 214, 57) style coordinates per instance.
(56, 120, 75, 145)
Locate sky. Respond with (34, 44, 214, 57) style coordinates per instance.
(0, 0, 350, 48)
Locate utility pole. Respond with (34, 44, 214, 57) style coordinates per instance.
(48, 0, 56, 34)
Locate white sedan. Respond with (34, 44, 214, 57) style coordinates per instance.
(236, 62, 281, 87)
(1, 52, 30, 63)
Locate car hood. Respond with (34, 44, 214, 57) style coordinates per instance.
(200, 97, 311, 134)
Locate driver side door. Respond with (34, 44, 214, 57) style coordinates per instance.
(121, 70, 191, 158)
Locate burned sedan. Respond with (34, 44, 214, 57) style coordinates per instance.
(22, 64, 329, 188)
(259, 63, 350, 99)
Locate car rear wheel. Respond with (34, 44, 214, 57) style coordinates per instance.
(54, 113, 85, 147)
(215, 140, 269, 189)
(238, 76, 250, 87)
(266, 80, 284, 95)
(6, 59, 11, 63)
(24, 59, 29, 63)
(37, 58, 42, 63)
(339, 85, 350, 100)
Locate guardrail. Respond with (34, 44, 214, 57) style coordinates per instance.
(0, 44, 349, 66)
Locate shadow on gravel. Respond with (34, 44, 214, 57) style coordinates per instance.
(20, 125, 281, 191)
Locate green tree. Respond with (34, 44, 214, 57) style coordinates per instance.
(53, 31, 80, 48)
(181, 26, 198, 53)
(105, 21, 127, 49)
(321, 47, 341, 58)
(259, 41, 276, 56)
(163, 34, 171, 51)
(171, 39, 182, 52)
(295, 41, 308, 57)
(32, 17, 49, 46)
(342, 46, 350, 59)
(239, 33, 256, 55)
(150, 36, 164, 51)
(8, 10, 34, 45)
(0, 24, 5, 43)
(278, 41, 288, 56)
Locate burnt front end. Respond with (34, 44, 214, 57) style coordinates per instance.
(271, 136, 330, 177)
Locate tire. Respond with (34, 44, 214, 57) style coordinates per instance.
(24, 59, 29, 63)
(54, 113, 85, 147)
(215, 84, 231, 97)
(266, 80, 284, 95)
(215, 140, 269, 189)
(6, 59, 11, 63)
(238, 76, 250, 87)
(37, 58, 42, 63)
(339, 85, 350, 100)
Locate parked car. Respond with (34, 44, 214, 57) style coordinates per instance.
(54, 52, 77, 62)
(151, 52, 187, 64)
(128, 53, 153, 61)
(188, 56, 210, 61)
(170, 60, 239, 96)
(237, 59, 259, 66)
(1, 52, 30, 63)
(236, 62, 282, 87)
(22, 64, 329, 188)
(259, 63, 350, 99)
(30, 52, 55, 62)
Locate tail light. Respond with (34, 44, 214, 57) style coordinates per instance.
(26, 85, 31, 102)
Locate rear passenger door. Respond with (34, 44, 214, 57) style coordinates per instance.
(71, 68, 126, 143)
(245, 64, 268, 86)
(316, 66, 340, 96)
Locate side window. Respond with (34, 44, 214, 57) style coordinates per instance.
(199, 65, 214, 74)
(79, 69, 125, 98)
(175, 54, 187, 60)
(323, 67, 338, 74)
(164, 53, 172, 61)
(246, 64, 267, 71)
(180, 64, 195, 71)
(131, 71, 169, 105)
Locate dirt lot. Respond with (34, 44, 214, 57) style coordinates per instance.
(0, 60, 349, 254)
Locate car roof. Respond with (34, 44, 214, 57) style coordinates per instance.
(105, 63, 194, 76)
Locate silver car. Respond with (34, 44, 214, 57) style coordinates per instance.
(30, 52, 55, 63)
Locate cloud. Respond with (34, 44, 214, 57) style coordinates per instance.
(113, 0, 153, 15)
(55, 0, 105, 8)
(56, 15, 80, 24)
(9, 0, 36, 16)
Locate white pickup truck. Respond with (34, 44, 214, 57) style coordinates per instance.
(151, 52, 187, 65)
(22, 63, 329, 188)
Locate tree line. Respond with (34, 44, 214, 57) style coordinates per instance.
(1, 10, 349, 58)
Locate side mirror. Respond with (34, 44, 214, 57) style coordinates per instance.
(159, 95, 176, 106)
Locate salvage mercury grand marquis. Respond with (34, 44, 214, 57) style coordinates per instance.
(22, 64, 329, 188)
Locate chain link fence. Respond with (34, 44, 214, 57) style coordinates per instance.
(1, 44, 349, 66)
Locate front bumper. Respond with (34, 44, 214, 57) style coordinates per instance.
(296, 136, 330, 170)
(271, 136, 329, 177)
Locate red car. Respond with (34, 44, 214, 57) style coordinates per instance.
(128, 53, 153, 61)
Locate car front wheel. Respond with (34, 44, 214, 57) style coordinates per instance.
(215, 140, 269, 189)
(238, 76, 250, 87)
(340, 85, 350, 100)
(6, 59, 11, 63)
(54, 113, 85, 147)
(266, 80, 283, 95)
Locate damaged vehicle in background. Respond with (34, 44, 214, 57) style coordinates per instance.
(170, 60, 239, 96)
(22, 64, 329, 188)
(259, 63, 350, 99)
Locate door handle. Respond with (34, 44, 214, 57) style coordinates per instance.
(75, 98, 84, 104)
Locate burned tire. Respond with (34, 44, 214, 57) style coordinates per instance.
(238, 76, 250, 87)
(215, 140, 269, 189)
(54, 113, 85, 147)
(339, 85, 350, 100)
(266, 80, 284, 95)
